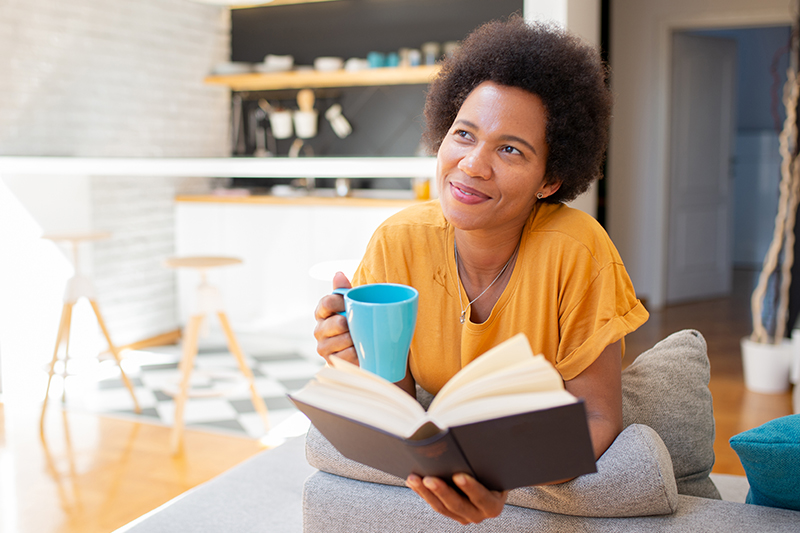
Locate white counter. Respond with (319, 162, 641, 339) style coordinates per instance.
(174, 195, 416, 337)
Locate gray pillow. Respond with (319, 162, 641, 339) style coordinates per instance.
(622, 329, 720, 499)
(305, 421, 678, 517)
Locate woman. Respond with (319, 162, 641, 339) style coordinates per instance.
(314, 16, 649, 525)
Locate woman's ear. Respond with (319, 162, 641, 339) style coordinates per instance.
(538, 180, 562, 199)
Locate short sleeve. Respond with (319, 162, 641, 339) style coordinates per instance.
(555, 261, 649, 380)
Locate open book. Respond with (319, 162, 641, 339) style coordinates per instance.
(290, 333, 596, 491)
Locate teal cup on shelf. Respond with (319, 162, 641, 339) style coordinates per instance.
(333, 283, 418, 382)
(385, 52, 399, 68)
(367, 51, 386, 68)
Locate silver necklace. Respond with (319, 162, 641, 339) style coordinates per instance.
(454, 240, 517, 324)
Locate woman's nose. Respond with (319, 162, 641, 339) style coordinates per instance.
(457, 145, 491, 179)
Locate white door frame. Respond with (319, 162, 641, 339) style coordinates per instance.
(649, 9, 792, 309)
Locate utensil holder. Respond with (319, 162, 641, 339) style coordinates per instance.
(269, 110, 294, 139)
(293, 110, 318, 139)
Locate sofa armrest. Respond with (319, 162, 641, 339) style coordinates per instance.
(306, 423, 678, 517)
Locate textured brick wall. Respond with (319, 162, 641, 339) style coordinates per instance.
(0, 0, 231, 344)
(90, 175, 215, 343)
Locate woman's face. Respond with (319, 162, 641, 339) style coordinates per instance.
(436, 81, 560, 235)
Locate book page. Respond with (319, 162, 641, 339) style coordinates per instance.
(322, 359, 422, 416)
(429, 390, 577, 428)
(429, 362, 564, 415)
(291, 379, 426, 437)
(430, 333, 552, 411)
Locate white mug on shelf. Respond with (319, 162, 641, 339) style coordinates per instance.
(325, 104, 352, 139)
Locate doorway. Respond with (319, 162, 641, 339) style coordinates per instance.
(666, 25, 792, 305)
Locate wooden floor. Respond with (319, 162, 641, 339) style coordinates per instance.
(0, 273, 796, 533)
(0, 402, 265, 533)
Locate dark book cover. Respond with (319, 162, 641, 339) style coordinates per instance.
(290, 397, 597, 491)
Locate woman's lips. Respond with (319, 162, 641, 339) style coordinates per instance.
(450, 182, 490, 204)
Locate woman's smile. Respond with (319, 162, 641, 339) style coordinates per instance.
(450, 181, 491, 203)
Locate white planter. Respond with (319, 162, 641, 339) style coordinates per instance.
(792, 328, 800, 385)
(741, 337, 793, 394)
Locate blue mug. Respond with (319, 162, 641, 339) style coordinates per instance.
(333, 283, 418, 382)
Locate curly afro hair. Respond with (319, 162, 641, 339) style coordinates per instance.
(423, 15, 612, 204)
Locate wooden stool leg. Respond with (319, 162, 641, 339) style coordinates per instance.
(217, 311, 270, 432)
(59, 302, 74, 404)
(41, 302, 73, 436)
(89, 300, 141, 414)
(171, 314, 205, 454)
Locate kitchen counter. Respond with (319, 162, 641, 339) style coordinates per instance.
(174, 191, 417, 338)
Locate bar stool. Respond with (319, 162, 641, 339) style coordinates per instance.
(165, 256, 270, 452)
(40, 232, 141, 434)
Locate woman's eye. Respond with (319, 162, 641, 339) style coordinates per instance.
(454, 129, 471, 140)
(501, 145, 521, 155)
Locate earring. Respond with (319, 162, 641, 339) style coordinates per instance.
(537, 192, 544, 199)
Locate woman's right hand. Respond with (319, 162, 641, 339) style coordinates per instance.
(313, 271, 358, 366)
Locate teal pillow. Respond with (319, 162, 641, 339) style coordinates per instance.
(729, 414, 800, 511)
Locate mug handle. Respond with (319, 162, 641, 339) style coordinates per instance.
(332, 287, 350, 316)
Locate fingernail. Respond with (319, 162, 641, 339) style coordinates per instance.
(423, 477, 437, 489)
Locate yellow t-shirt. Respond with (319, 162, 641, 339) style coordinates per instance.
(353, 200, 649, 395)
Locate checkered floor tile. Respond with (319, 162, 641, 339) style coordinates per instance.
(53, 336, 324, 440)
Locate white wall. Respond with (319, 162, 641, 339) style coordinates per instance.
(0, 0, 230, 395)
(525, 0, 601, 218)
(0, 0, 230, 158)
(607, 0, 793, 309)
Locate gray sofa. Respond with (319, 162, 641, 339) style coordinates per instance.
(116, 433, 800, 533)
(117, 331, 800, 531)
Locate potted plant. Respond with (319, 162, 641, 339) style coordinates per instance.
(743, 29, 799, 394)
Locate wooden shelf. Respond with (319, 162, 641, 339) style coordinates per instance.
(204, 65, 440, 91)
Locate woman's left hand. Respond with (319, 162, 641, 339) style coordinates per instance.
(406, 473, 508, 524)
